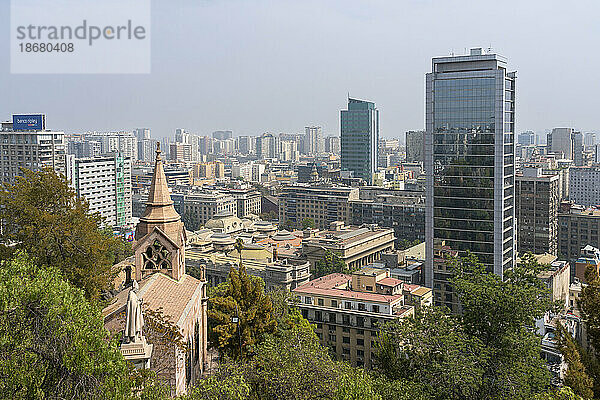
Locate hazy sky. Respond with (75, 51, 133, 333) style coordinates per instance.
(1, 0, 599, 140)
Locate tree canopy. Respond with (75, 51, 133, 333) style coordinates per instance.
(0, 168, 131, 300)
(313, 249, 351, 278)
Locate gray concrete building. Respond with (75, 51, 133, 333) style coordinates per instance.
(515, 168, 559, 256)
(405, 130, 424, 163)
(569, 166, 600, 206)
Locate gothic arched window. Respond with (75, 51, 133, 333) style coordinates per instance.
(142, 239, 171, 270)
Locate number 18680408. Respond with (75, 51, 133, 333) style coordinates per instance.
(19, 42, 74, 52)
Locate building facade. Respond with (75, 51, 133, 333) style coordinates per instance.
(182, 192, 237, 228)
(341, 98, 379, 184)
(424, 48, 516, 312)
(515, 168, 559, 255)
(0, 119, 66, 183)
(67, 153, 133, 228)
(294, 267, 431, 368)
(278, 185, 359, 229)
(569, 167, 600, 206)
(405, 130, 424, 163)
(558, 203, 600, 261)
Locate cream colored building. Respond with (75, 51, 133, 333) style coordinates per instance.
(294, 267, 431, 368)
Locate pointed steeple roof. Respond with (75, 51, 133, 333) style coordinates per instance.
(135, 142, 185, 244)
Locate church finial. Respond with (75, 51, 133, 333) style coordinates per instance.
(156, 141, 162, 161)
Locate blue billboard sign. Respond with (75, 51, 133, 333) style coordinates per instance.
(12, 114, 45, 131)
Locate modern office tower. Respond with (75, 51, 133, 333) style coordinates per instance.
(304, 126, 323, 155)
(405, 130, 425, 163)
(341, 98, 379, 184)
(0, 116, 66, 183)
(569, 167, 600, 206)
(424, 48, 516, 311)
(518, 131, 535, 146)
(238, 136, 255, 155)
(212, 130, 233, 140)
(325, 136, 341, 154)
(547, 128, 583, 165)
(67, 153, 132, 228)
(515, 168, 559, 256)
(133, 128, 151, 141)
(278, 185, 359, 229)
(256, 133, 278, 159)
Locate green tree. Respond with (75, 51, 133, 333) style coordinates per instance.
(0, 168, 131, 300)
(0, 252, 132, 399)
(449, 251, 552, 399)
(208, 265, 277, 359)
(374, 306, 486, 400)
(301, 217, 315, 229)
(555, 323, 594, 399)
(313, 250, 350, 278)
(579, 265, 600, 354)
(181, 373, 250, 400)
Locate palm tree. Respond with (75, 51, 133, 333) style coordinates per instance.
(234, 238, 244, 268)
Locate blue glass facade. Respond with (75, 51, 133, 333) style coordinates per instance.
(341, 98, 379, 184)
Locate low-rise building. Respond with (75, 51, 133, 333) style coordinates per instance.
(293, 267, 431, 368)
(574, 245, 600, 283)
(302, 222, 395, 271)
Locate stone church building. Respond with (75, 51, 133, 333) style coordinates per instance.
(103, 144, 207, 395)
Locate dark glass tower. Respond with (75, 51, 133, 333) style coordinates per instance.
(341, 98, 379, 184)
(424, 48, 516, 311)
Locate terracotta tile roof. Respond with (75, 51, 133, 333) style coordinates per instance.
(102, 273, 203, 327)
(293, 273, 403, 304)
(378, 277, 403, 287)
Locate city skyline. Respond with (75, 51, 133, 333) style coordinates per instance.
(2, 0, 599, 139)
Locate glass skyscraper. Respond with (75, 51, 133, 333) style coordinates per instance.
(424, 48, 516, 311)
(341, 98, 379, 184)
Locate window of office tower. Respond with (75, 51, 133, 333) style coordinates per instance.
(432, 77, 496, 266)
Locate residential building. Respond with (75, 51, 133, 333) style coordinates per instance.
(425, 48, 516, 312)
(0, 116, 66, 183)
(515, 167, 559, 255)
(256, 133, 278, 159)
(518, 131, 535, 146)
(301, 222, 395, 270)
(405, 130, 424, 163)
(84, 131, 138, 160)
(133, 128, 151, 141)
(278, 185, 359, 229)
(569, 167, 600, 206)
(67, 153, 132, 228)
(212, 130, 233, 140)
(238, 136, 255, 155)
(341, 98, 379, 184)
(547, 128, 583, 164)
(138, 138, 156, 162)
(305, 126, 323, 155)
(169, 142, 195, 162)
(574, 245, 600, 284)
(325, 136, 341, 155)
(294, 267, 431, 368)
(558, 203, 600, 261)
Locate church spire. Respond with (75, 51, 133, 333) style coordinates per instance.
(135, 142, 184, 242)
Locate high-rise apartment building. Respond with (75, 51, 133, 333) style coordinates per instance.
(67, 153, 132, 228)
(82, 131, 138, 160)
(547, 128, 583, 165)
(405, 130, 424, 163)
(256, 133, 278, 159)
(212, 130, 233, 140)
(569, 167, 600, 206)
(133, 128, 151, 141)
(304, 126, 323, 155)
(238, 136, 255, 155)
(325, 136, 340, 155)
(0, 115, 66, 183)
(515, 168, 559, 256)
(425, 48, 516, 311)
(341, 98, 379, 184)
(518, 131, 535, 146)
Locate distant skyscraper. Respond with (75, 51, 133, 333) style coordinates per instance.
(256, 133, 278, 159)
(547, 127, 583, 164)
(425, 48, 516, 311)
(175, 128, 189, 144)
(518, 131, 535, 146)
(341, 98, 379, 184)
(133, 128, 151, 141)
(304, 126, 323, 155)
(325, 136, 340, 154)
(212, 130, 233, 140)
(585, 132, 596, 147)
(405, 130, 424, 163)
